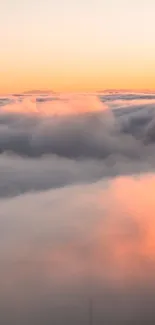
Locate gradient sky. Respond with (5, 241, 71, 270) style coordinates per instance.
(1, 0, 155, 93)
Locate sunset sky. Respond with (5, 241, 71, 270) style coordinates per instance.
(1, 0, 155, 93)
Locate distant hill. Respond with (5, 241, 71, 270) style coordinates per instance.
(23, 90, 55, 95)
(98, 89, 155, 94)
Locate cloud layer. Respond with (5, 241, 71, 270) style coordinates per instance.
(0, 93, 154, 196)
(1, 92, 155, 324)
(0, 93, 155, 159)
(1, 174, 155, 324)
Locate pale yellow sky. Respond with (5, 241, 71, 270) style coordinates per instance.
(1, 0, 155, 93)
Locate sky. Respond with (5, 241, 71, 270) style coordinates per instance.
(1, 0, 155, 93)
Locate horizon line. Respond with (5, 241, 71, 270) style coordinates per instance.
(1, 88, 155, 96)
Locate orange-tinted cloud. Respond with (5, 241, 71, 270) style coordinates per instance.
(1, 174, 155, 288)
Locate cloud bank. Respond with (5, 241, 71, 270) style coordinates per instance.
(1, 92, 155, 324)
(1, 175, 155, 324)
(0, 93, 154, 197)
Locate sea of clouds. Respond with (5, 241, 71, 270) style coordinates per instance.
(1, 91, 155, 324)
(0, 92, 155, 197)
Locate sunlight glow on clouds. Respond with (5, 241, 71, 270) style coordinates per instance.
(0, 95, 108, 116)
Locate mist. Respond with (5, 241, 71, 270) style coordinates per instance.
(1, 174, 155, 324)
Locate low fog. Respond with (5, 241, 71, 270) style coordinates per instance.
(1, 92, 155, 324)
(1, 175, 155, 324)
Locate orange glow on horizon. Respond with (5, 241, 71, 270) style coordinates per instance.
(1, 60, 155, 95)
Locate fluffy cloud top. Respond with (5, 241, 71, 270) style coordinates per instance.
(0, 93, 154, 197)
